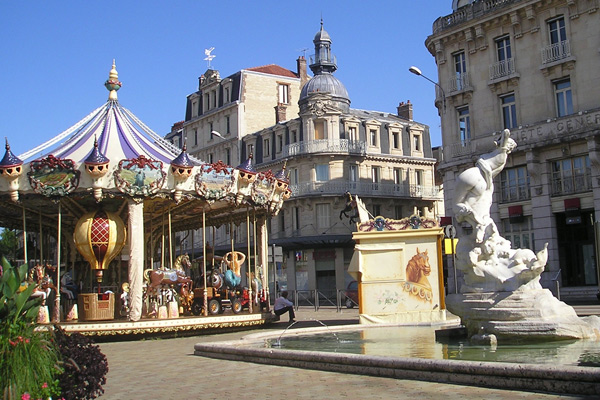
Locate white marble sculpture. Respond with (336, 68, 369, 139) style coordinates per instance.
(447, 129, 600, 340)
(453, 129, 548, 292)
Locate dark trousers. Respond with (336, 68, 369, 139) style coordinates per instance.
(274, 306, 295, 321)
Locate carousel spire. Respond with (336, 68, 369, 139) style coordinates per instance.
(104, 59, 122, 102)
(0, 138, 24, 202)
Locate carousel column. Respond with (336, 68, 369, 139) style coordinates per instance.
(257, 215, 269, 310)
(127, 199, 144, 321)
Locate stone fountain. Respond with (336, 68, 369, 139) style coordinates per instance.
(446, 129, 600, 341)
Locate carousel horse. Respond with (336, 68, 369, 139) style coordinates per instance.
(406, 248, 432, 289)
(248, 269, 264, 306)
(223, 251, 245, 288)
(178, 282, 194, 315)
(144, 254, 194, 294)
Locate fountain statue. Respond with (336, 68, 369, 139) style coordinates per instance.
(446, 129, 600, 341)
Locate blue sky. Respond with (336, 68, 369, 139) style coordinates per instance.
(0, 1, 453, 157)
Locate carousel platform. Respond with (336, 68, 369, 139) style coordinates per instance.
(42, 311, 274, 339)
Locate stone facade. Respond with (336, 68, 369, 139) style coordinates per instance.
(426, 0, 600, 296)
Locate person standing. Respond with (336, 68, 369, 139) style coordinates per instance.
(273, 291, 295, 322)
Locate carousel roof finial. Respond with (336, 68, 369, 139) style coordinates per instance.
(0, 137, 23, 168)
(84, 135, 110, 165)
(105, 59, 122, 102)
(236, 153, 256, 173)
(275, 160, 289, 182)
(171, 141, 194, 168)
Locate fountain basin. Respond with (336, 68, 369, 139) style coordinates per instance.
(193, 323, 600, 396)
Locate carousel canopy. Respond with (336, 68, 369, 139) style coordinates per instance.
(18, 61, 195, 166)
(0, 61, 290, 240)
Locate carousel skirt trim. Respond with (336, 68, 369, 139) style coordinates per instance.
(37, 313, 269, 337)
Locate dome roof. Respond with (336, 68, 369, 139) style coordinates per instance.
(313, 25, 331, 43)
(300, 73, 349, 102)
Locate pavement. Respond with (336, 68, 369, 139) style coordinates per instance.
(98, 305, 600, 400)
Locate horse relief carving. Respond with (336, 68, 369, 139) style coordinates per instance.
(404, 248, 433, 302)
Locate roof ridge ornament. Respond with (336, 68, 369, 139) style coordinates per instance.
(105, 59, 122, 101)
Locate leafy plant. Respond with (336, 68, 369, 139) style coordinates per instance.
(54, 326, 108, 400)
(0, 258, 63, 400)
(0, 259, 43, 325)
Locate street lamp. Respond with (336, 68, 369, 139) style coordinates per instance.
(409, 66, 446, 113)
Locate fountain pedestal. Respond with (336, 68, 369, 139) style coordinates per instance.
(446, 289, 600, 341)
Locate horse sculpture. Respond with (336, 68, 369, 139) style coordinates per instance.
(339, 192, 371, 224)
(144, 254, 193, 293)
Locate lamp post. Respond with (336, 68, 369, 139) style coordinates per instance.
(409, 66, 446, 113)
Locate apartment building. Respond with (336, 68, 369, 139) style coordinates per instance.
(427, 0, 600, 298)
(242, 22, 440, 295)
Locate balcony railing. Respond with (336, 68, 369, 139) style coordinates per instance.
(489, 58, 515, 80)
(432, 0, 520, 34)
(541, 40, 571, 64)
(551, 174, 592, 196)
(284, 139, 366, 157)
(289, 180, 440, 199)
(447, 72, 471, 93)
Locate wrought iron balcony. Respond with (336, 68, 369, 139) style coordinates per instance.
(289, 180, 440, 199)
(447, 72, 472, 93)
(541, 40, 571, 65)
(284, 139, 366, 157)
(489, 58, 515, 80)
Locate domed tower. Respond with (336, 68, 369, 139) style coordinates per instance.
(299, 19, 350, 114)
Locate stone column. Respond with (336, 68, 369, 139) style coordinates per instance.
(127, 199, 144, 321)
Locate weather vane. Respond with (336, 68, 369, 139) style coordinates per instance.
(204, 47, 216, 68)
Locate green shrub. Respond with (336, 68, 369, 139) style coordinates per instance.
(0, 259, 63, 400)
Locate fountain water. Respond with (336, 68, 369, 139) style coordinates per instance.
(270, 318, 343, 347)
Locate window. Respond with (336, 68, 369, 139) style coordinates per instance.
(264, 138, 270, 157)
(212, 90, 217, 108)
(395, 206, 403, 220)
(372, 204, 381, 217)
(204, 93, 210, 111)
(279, 212, 285, 234)
(415, 170, 423, 186)
(194, 129, 198, 146)
(500, 166, 529, 202)
(291, 130, 298, 143)
(225, 87, 230, 103)
(501, 93, 517, 129)
(496, 36, 512, 62)
(226, 116, 230, 134)
(552, 155, 591, 195)
(314, 120, 326, 140)
(293, 206, 300, 231)
(316, 204, 330, 229)
(454, 51, 467, 91)
(208, 153, 214, 163)
(315, 164, 329, 182)
(369, 129, 378, 146)
(289, 167, 298, 186)
(247, 144, 254, 156)
(413, 133, 422, 152)
(225, 148, 231, 165)
(458, 106, 471, 144)
(393, 168, 402, 185)
(548, 16, 567, 45)
(392, 131, 401, 150)
(348, 126, 358, 142)
(554, 78, 573, 117)
(502, 217, 535, 252)
(349, 165, 358, 189)
(371, 166, 380, 190)
(278, 84, 290, 104)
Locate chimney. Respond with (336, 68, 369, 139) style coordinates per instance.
(397, 100, 413, 121)
(275, 103, 287, 123)
(297, 56, 309, 88)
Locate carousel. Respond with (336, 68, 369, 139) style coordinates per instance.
(0, 61, 291, 337)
